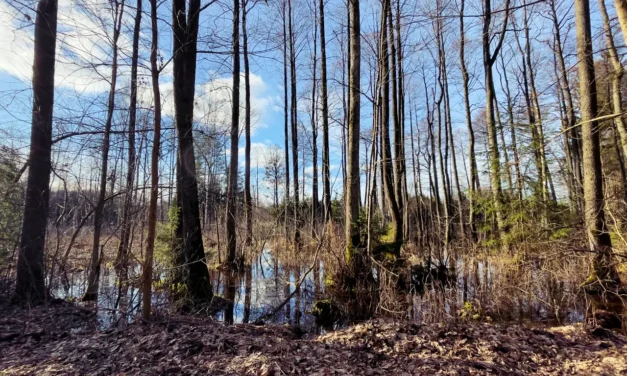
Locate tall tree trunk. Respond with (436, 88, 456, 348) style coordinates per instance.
(226, 0, 240, 267)
(84, 0, 125, 301)
(395, 0, 408, 239)
(15, 0, 58, 303)
(116, 0, 142, 287)
(172, 0, 213, 300)
(439, 16, 464, 241)
(549, 0, 583, 211)
(319, 0, 331, 224)
(142, 0, 161, 320)
(288, 0, 300, 248)
(388, 3, 402, 214)
(380, 0, 402, 243)
(459, 1, 478, 242)
(282, 0, 290, 240)
(522, 2, 552, 205)
(499, 55, 523, 201)
(311, 5, 319, 237)
(345, 0, 361, 262)
(575, 0, 618, 283)
(614, 0, 627, 48)
(482, 0, 510, 244)
(599, 0, 627, 170)
(243, 0, 252, 248)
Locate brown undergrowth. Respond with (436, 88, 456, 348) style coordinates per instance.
(1, 299, 626, 375)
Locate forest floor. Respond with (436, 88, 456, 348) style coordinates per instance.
(0, 300, 626, 375)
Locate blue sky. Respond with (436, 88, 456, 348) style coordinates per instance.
(0, 0, 619, 203)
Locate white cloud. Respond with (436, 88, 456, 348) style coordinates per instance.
(0, 0, 136, 93)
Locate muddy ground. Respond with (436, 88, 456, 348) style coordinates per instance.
(0, 300, 625, 375)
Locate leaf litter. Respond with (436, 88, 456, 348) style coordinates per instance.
(0, 300, 625, 375)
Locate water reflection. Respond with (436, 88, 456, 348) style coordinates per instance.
(51, 247, 622, 330)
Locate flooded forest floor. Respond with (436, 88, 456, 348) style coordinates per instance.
(1, 300, 626, 375)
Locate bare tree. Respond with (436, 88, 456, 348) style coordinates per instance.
(84, 0, 125, 301)
(15, 0, 59, 303)
(575, 0, 619, 283)
(345, 0, 360, 262)
(172, 0, 213, 301)
(142, 0, 162, 320)
(226, 0, 241, 267)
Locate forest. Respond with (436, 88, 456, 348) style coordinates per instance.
(1, 0, 627, 373)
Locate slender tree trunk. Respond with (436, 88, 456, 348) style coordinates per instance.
(599, 0, 627, 169)
(15, 0, 58, 303)
(439, 19, 464, 241)
(575, 0, 618, 283)
(311, 5, 319, 237)
(116, 0, 142, 286)
(142, 0, 161, 320)
(319, 0, 331, 224)
(345, 0, 361, 262)
(282, 0, 290, 240)
(499, 55, 523, 201)
(494, 96, 512, 191)
(226, 0, 240, 267)
(380, 0, 402, 243)
(288, 0, 300, 248)
(459, 1, 478, 242)
(549, 0, 583, 211)
(243, 0, 252, 248)
(482, 0, 510, 244)
(84, 0, 125, 301)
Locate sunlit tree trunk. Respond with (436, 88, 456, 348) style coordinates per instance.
(575, 0, 618, 283)
(380, 0, 402, 243)
(345, 0, 361, 262)
(549, 0, 583, 211)
(482, 0, 510, 244)
(499, 55, 523, 201)
(598, 0, 627, 171)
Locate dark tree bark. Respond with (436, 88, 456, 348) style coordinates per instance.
(172, 0, 213, 300)
(288, 0, 300, 248)
(243, 0, 252, 247)
(226, 0, 240, 267)
(282, 0, 290, 240)
(319, 0, 331, 224)
(142, 0, 162, 320)
(15, 0, 58, 303)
